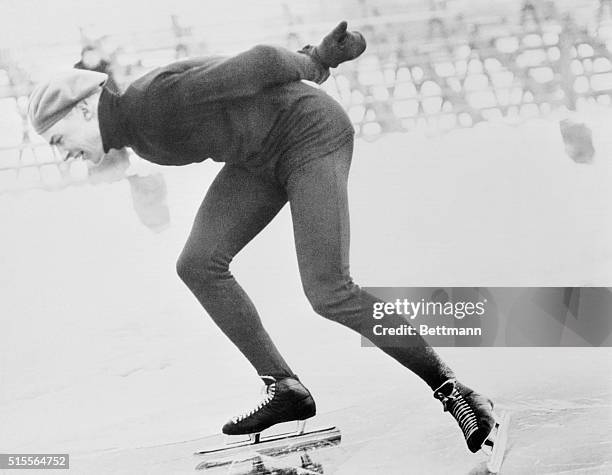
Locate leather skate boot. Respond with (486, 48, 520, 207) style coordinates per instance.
(222, 376, 316, 436)
(433, 379, 496, 453)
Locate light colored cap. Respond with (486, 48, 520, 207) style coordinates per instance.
(27, 69, 108, 135)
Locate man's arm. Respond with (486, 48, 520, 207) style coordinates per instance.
(179, 45, 330, 103)
(177, 21, 366, 103)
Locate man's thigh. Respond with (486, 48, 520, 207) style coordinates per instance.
(181, 164, 288, 260)
(285, 141, 354, 285)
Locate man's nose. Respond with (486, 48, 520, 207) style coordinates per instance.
(52, 144, 71, 161)
(51, 144, 64, 160)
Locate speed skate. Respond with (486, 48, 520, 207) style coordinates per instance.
(194, 421, 341, 471)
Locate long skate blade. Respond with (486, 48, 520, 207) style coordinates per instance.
(194, 426, 340, 470)
(485, 412, 511, 474)
(221, 420, 307, 446)
(195, 425, 339, 456)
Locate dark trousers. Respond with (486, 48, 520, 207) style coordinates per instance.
(176, 138, 453, 390)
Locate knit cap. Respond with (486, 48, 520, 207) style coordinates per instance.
(27, 69, 108, 134)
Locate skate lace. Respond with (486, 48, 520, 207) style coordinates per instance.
(231, 382, 276, 424)
(435, 381, 479, 440)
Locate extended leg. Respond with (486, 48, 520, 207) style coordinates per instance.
(285, 140, 455, 390)
(285, 140, 501, 456)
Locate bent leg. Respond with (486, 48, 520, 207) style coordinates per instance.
(176, 164, 294, 379)
(286, 140, 454, 390)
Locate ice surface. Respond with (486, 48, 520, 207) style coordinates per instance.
(1, 119, 611, 473)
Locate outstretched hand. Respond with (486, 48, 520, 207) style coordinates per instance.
(314, 21, 367, 68)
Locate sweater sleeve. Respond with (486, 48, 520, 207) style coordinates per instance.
(178, 45, 330, 103)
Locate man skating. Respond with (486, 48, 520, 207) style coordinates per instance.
(27, 22, 502, 459)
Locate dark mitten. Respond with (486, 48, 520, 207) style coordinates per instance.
(308, 21, 367, 68)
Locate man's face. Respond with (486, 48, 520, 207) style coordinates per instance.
(41, 100, 105, 165)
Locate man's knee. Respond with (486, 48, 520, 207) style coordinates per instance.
(176, 250, 228, 288)
(303, 278, 360, 325)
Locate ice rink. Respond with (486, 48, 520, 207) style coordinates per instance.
(1, 118, 612, 473)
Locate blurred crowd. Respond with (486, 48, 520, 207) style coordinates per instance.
(1, 0, 612, 194)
